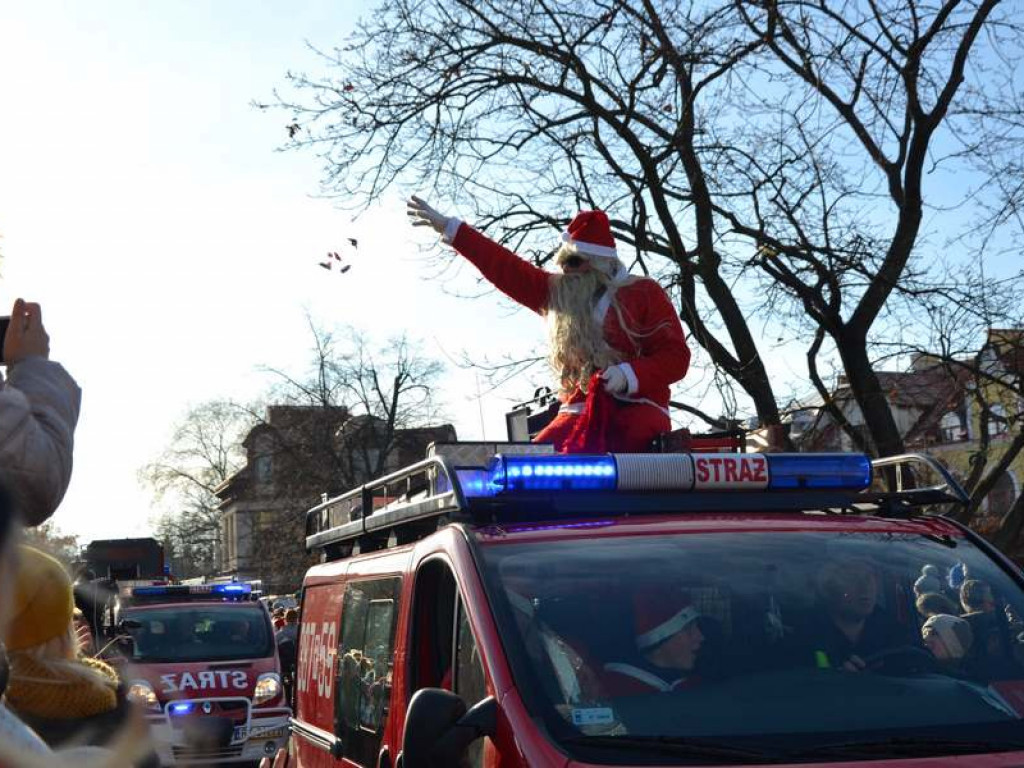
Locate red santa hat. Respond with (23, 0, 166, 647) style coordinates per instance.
(634, 592, 700, 651)
(561, 210, 618, 260)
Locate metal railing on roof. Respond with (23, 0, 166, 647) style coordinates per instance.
(304, 450, 971, 558)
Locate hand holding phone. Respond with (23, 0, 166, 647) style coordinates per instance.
(1, 300, 49, 365)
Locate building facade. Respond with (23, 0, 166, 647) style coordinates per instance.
(215, 405, 455, 593)
(792, 330, 1023, 551)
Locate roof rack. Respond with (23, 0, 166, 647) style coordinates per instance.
(305, 455, 466, 557)
(858, 452, 970, 515)
(304, 449, 970, 558)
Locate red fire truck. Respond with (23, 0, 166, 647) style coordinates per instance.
(282, 442, 1024, 768)
(106, 581, 291, 764)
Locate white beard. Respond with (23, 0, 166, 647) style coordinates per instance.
(548, 269, 620, 393)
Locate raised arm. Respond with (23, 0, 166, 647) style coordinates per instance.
(0, 300, 81, 526)
(407, 196, 551, 314)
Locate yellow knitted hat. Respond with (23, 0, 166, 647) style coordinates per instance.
(5, 546, 75, 651)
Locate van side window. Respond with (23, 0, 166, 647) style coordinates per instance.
(455, 601, 486, 707)
(455, 600, 487, 768)
(412, 560, 489, 768)
(336, 577, 401, 767)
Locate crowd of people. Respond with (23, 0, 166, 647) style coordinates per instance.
(912, 564, 1024, 677)
(273, 607, 298, 701)
(0, 300, 153, 766)
(595, 558, 1024, 699)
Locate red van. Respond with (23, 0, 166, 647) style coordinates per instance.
(111, 583, 291, 764)
(288, 446, 1024, 767)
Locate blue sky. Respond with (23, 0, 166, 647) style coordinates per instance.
(0, 1, 557, 543)
(2, 2, 1016, 547)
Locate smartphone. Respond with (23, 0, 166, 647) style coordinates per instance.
(0, 316, 9, 364)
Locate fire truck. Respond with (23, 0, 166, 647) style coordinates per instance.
(283, 437, 1024, 768)
(83, 536, 165, 580)
(102, 580, 291, 765)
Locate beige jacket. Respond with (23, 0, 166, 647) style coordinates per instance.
(0, 357, 81, 525)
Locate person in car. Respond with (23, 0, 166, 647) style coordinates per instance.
(803, 559, 905, 671)
(958, 579, 1020, 678)
(913, 573, 943, 598)
(601, 593, 704, 694)
(961, 579, 996, 615)
(915, 591, 959, 619)
(922, 613, 974, 673)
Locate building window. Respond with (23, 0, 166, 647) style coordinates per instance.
(987, 404, 1009, 438)
(940, 412, 966, 443)
(253, 454, 273, 484)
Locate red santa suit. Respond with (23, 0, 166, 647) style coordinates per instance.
(600, 663, 699, 696)
(444, 212, 690, 452)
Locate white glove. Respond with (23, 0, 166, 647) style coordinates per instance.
(406, 196, 450, 235)
(600, 365, 628, 394)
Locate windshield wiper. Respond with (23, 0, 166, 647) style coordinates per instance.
(562, 735, 778, 764)
(790, 737, 1024, 760)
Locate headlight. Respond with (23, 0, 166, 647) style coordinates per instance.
(127, 680, 160, 710)
(253, 673, 282, 705)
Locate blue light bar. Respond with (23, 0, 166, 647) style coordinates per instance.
(766, 453, 872, 490)
(455, 469, 496, 498)
(213, 584, 251, 595)
(489, 454, 617, 492)
(169, 702, 194, 715)
(131, 583, 254, 599)
(478, 452, 873, 496)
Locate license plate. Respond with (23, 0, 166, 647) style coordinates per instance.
(232, 725, 247, 742)
(250, 725, 287, 740)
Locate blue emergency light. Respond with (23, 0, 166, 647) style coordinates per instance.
(481, 452, 871, 494)
(489, 455, 617, 492)
(130, 583, 253, 599)
(169, 702, 194, 715)
(766, 453, 872, 490)
(213, 584, 251, 595)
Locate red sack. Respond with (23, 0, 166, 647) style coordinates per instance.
(562, 373, 616, 453)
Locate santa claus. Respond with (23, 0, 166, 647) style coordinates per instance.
(601, 593, 704, 695)
(408, 196, 690, 452)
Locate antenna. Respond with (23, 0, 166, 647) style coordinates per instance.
(475, 372, 487, 440)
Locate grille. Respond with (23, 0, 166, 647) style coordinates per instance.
(171, 745, 244, 760)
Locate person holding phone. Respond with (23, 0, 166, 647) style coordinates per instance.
(0, 298, 81, 526)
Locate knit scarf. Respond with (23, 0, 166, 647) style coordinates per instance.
(5, 655, 118, 720)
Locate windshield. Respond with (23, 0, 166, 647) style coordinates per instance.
(479, 525, 1024, 762)
(124, 604, 273, 663)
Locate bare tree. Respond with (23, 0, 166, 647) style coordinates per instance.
(141, 400, 255, 578)
(880, 262, 1024, 546)
(266, 0, 1019, 463)
(245, 323, 448, 589)
(258, 320, 447, 495)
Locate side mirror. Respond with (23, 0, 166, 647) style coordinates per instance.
(400, 689, 497, 768)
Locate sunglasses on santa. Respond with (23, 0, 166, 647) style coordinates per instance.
(561, 255, 586, 270)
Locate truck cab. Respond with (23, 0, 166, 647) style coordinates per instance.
(107, 582, 291, 764)
(289, 444, 1024, 767)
